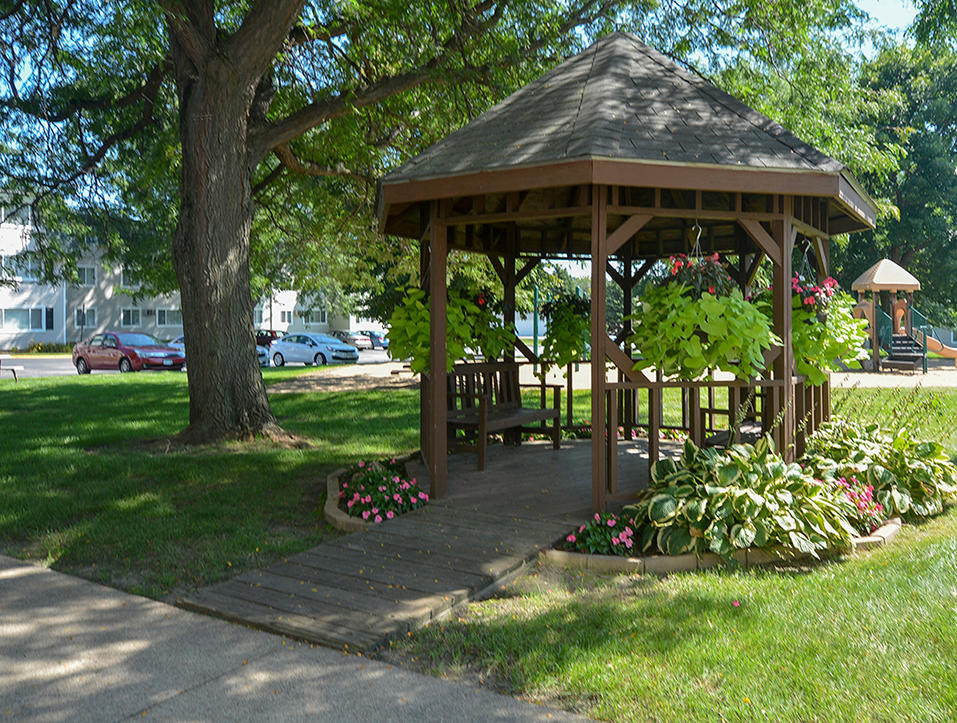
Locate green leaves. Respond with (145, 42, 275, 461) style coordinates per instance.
(625, 437, 860, 563)
(804, 417, 957, 521)
(627, 283, 778, 381)
(387, 287, 515, 373)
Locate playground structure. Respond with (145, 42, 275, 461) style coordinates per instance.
(852, 259, 957, 371)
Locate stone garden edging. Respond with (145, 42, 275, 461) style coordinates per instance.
(323, 452, 421, 532)
(540, 517, 902, 575)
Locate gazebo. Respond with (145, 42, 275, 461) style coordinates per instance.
(377, 32, 877, 512)
(851, 259, 921, 371)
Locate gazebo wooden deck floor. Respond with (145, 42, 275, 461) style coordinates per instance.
(180, 440, 671, 651)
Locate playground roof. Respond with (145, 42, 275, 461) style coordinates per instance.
(851, 259, 921, 292)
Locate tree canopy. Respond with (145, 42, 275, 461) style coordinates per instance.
(0, 0, 944, 439)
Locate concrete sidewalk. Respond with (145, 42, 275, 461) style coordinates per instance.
(0, 556, 584, 722)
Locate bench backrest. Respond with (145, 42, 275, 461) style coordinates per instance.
(447, 362, 522, 412)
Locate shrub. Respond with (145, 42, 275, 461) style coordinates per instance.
(624, 438, 858, 561)
(339, 458, 429, 523)
(563, 512, 639, 556)
(804, 418, 957, 520)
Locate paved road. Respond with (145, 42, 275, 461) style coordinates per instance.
(0, 556, 583, 722)
(4, 348, 394, 379)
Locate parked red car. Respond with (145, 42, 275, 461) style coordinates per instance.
(72, 332, 186, 374)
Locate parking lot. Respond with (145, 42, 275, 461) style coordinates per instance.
(3, 347, 393, 378)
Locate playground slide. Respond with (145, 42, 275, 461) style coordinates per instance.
(923, 336, 957, 367)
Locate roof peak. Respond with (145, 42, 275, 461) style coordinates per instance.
(385, 31, 847, 184)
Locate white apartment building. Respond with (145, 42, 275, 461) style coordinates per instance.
(0, 213, 380, 350)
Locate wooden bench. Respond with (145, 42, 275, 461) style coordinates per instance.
(446, 362, 561, 470)
(0, 354, 24, 382)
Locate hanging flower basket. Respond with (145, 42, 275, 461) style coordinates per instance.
(788, 275, 869, 385)
(628, 254, 779, 380)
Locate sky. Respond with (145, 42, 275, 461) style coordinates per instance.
(857, 0, 918, 34)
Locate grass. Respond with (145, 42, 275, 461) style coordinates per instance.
(383, 508, 957, 721)
(387, 383, 957, 721)
(0, 367, 418, 599)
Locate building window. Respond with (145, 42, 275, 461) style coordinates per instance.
(2, 254, 39, 281)
(2, 308, 44, 330)
(303, 309, 327, 325)
(157, 308, 183, 326)
(280, 310, 292, 324)
(119, 268, 139, 289)
(121, 308, 141, 327)
(77, 266, 96, 286)
(254, 308, 263, 325)
(75, 307, 96, 328)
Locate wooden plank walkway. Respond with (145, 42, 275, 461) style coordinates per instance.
(180, 440, 668, 651)
(180, 502, 572, 651)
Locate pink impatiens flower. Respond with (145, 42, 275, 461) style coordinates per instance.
(566, 533, 576, 543)
(362, 511, 370, 520)
(386, 511, 395, 519)
(374, 515, 383, 523)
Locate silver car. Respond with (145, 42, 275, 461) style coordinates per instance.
(269, 332, 359, 367)
(170, 335, 270, 367)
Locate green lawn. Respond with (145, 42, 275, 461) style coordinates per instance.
(384, 508, 957, 721)
(0, 368, 418, 599)
(3, 371, 957, 720)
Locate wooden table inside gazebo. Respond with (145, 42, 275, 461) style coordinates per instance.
(377, 32, 877, 513)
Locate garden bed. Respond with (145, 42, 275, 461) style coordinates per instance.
(541, 516, 901, 575)
(323, 451, 424, 532)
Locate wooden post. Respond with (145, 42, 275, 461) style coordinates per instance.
(906, 291, 914, 337)
(590, 185, 608, 513)
(428, 201, 448, 498)
(771, 215, 795, 460)
(419, 217, 431, 466)
(871, 293, 880, 372)
(503, 226, 517, 359)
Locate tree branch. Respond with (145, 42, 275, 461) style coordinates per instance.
(158, 0, 214, 67)
(273, 144, 371, 182)
(225, 0, 306, 78)
(1, 62, 170, 122)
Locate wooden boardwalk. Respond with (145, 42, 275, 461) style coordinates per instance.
(180, 440, 664, 651)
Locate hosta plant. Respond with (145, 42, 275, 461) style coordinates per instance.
(339, 458, 430, 523)
(387, 287, 514, 373)
(804, 418, 957, 519)
(624, 438, 858, 561)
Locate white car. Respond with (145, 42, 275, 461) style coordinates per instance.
(170, 335, 270, 367)
(269, 332, 359, 367)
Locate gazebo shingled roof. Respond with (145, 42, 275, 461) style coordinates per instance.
(377, 31, 878, 513)
(851, 258, 921, 292)
(380, 31, 875, 237)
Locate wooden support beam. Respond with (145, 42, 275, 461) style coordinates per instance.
(746, 252, 765, 287)
(771, 214, 795, 461)
(604, 337, 641, 383)
(634, 258, 656, 283)
(605, 261, 625, 288)
(605, 214, 652, 256)
(739, 219, 782, 266)
(428, 201, 448, 498)
(515, 257, 540, 285)
(591, 185, 608, 514)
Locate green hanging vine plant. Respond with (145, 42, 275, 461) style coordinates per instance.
(386, 287, 514, 373)
(537, 291, 591, 377)
(627, 254, 779, 380)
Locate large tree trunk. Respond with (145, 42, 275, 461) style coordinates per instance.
(171, 46, 279, 443)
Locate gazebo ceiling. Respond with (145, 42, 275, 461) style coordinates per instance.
(851, 258, 921, 292)
(378, 31, 876, 241)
